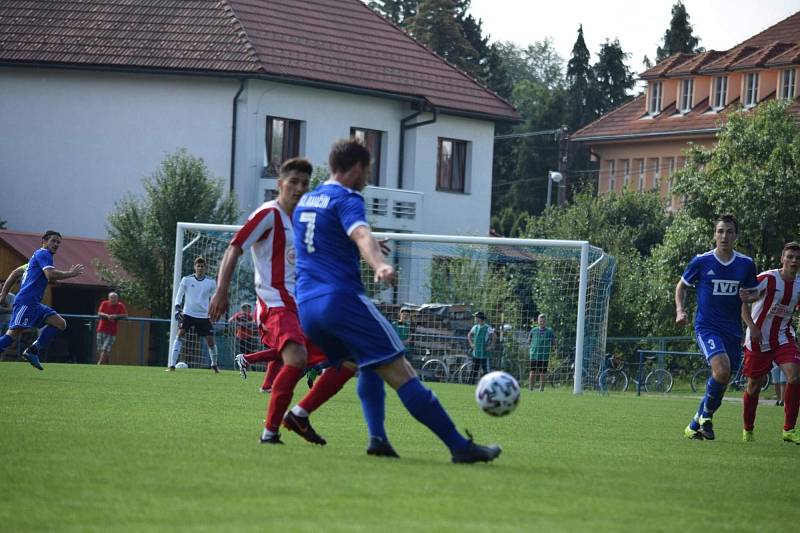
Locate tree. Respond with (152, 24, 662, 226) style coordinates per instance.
(593, 39, 635, 116)
(656, 1, 703, 62)
(367, 0, 418, 25)
(405, 0, 481, 79)
(101, 149, 239, 317)
(565, 25, 597, 131)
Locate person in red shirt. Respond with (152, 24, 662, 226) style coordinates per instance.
(96, 291, 128, 364)
(229, 303, 259, 356)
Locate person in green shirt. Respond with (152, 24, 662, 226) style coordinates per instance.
(468, 311, 494, 384)
(391, 308, 412, 353)
(528, 313, 556, 391)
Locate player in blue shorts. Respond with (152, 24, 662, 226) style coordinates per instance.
(676, 214, 759, 440)
(0, 231, 85, 370)
(293, 138, 501, 463)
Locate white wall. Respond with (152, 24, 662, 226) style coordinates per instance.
(0, 68, 237, 238)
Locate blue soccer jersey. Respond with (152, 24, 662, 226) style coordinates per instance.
(14, 248, 54, 306)
(680, 250, 758, 339)
(293, 181, 370, 303)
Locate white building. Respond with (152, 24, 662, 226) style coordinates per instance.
(0, 0, 519, 240)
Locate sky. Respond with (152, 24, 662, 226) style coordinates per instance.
(468, 0, 800, 76)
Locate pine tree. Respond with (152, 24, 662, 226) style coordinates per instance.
(656, 1, 702, 61)
(406, 0, 480, 78)
(565, 25, 596, 131)
(593, 39, 634, 115)
(367, 0, 418, 25)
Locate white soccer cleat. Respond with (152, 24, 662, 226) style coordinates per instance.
(235, 354, 248, 380)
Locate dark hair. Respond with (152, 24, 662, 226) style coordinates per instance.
(194, 256, 206, 265)
(715, 214, 739, 234)
(279, 157, 312, 177)
(783, 241, 800, 253)
(42, 230, 62, 241)
(328, 138, 371, 174)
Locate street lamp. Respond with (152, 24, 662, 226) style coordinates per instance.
(546, 171, 563, 207)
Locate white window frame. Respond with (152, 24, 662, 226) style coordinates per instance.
(780, 68, 796, 100)
(652, 159, 660, 191)
(648, 81, 663, 115)
(623, 160, 630, 188)
(680, 79, 694, 113)
(713, 76, 728, 110)
(607, 160, 616, 192)
(637, 159, 645, 191)
(744, 72, 759, 108)
(665, 158, 675, 208)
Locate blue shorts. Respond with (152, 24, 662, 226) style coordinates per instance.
(695, 329, 742, 370)
(298, 292, 405, 370)
(9, 302, 56, 330)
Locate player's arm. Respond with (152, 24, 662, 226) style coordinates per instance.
(741, 302, 761, 344)
(209, 244, 243, 321)
(350, 225, 395, 286)
(467, 327, 475, 348)
(0, 265, 25, 305)
(675, 280, 689, 325)
(174, 277, 187, 320)
(43, 264, 85, 281)
(97, 302, 110, 320)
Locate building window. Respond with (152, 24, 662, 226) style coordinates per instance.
(351, 127, 383, 186)
(680, 79, 694, 113)
(637, 159, 645, 191)
(437, 138, 468, 192)
(607, 160, 616, 192)
(648, 81, 662, 115)
(713, 76, 728, 110)
(744, 72, 759, 108)
(665, 157, 675, 208)
(265, 116, 301, 177)
(622, 160, 630, 189)
(780, 69, 797, 100)
(652, 158, 660, 191)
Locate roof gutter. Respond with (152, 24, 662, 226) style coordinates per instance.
(399, 104, 438, 190)
(571, 128, 719, 143)
(229, 79, 245, 193)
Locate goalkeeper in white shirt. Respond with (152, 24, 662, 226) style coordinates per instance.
(167, 256, 219, 372)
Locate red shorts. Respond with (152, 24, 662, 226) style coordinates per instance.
(743, 342, 800, 378)
(259, 307, 328, 367)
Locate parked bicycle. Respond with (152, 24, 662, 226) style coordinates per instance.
(690, 360, 770, 393)
(597, 354, 674, 393)
(548, 360, 589, 390)
(419, 352, 472, 383)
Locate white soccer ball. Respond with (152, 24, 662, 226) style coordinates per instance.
(175, 362, 189, 369)
(475, 371, 521, 417)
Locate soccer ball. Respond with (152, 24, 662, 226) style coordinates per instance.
(175, 362, 189, 369)
(475, 371, 520, 417)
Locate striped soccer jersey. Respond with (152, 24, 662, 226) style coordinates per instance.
(230, 200, 297, 318)
(744, 269, 800, 352)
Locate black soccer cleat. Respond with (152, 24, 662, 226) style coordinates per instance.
(259, 433, 285, 445)
(698, 417, 715, 441)
(366, 436, 400, 458)
(283, 411, 327, 446)
(451, 431, 501, 464)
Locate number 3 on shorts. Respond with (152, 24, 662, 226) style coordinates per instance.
(706, 338, 716, 350)
(300, 212, 316, 253)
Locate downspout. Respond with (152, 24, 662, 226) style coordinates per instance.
(229, 79, 245, 193)
(398, 104, 438, 189)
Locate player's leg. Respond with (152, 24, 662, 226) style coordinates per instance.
(355, 367, 398, 456)
(528, 360, 535, 391)
(776, 342, 800, 443)
(262, 359, 282, 392)
(741, 347, 771, 441)
(685, 332, 731, 440)
(0, 327, 22, 355)
(539, 360, 548, 391)
(21, 308, 64, 370)
(262, 339, 307, 444)
(168, 326, 186, 370)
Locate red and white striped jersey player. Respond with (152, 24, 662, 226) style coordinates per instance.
(741, 241, 800, 444)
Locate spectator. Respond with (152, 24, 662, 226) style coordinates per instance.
(96, 291, 128, 364)
(391, 308, 412, 352)
(468, 311, 494, 384)
(229, 303, 259, 356)
(772, 362, 788, 406)
(527, 314, 557, 391)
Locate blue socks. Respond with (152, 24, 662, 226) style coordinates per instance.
(34, 325, 59, 350)
(690, 377, 727, 429)
(0, 334, 13, 351)
(357, 368, 388, 441)
(397, 378, 469, 453)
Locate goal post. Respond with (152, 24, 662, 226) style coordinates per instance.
(170, 222, 616, 393)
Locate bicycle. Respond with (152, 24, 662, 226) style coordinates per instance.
(548, 361, 589, 390)
(690, 361, 770, 393)
(597, 354, 674, 393)
(419, 352, 471, 383)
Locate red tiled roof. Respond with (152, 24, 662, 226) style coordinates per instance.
(0, 230, 118, 288)
(766, 43, 800, 67)
(666, 50, 727, 77)
(0, 0, 518, 121)
(697, 45, 761, 74)
(736, 11, 800, 48)
(640, 53, 693, 78)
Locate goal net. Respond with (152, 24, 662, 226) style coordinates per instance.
(171, 223, 615, 393)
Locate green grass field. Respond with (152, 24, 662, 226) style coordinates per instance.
(1, 363, 798, 532)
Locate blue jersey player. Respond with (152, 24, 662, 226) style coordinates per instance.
(0, 231, 84, 370)
(676, 214, 759, 440)
(293, 138, 501, 463)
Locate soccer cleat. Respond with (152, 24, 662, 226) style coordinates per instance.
(742, 429, 755, 442)
(165, 366, 176, 372)
(259, 433, 285, 445)
(451, 431, 501, 464)
(283, 411, 327, 446)
(260, 387, 271, 394)
(234, 354, 248, 380)
(211, 365, 220, 374)
(783, 428, 800, 444)
(366, 436, 400, 458)
(22, 347, 44, 371)
(776, 400, 784, 407)
(698, 417, 715, 440)
(684, 425, 703, 440)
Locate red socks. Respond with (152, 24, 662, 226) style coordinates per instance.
(742, 391, 758, 431)
(265, 364, 303, 432)
(298, 365, 356, 414)
(244, 348, 280, 364)
(262, 359, 283, 390)
(784, 382, 799, 431)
